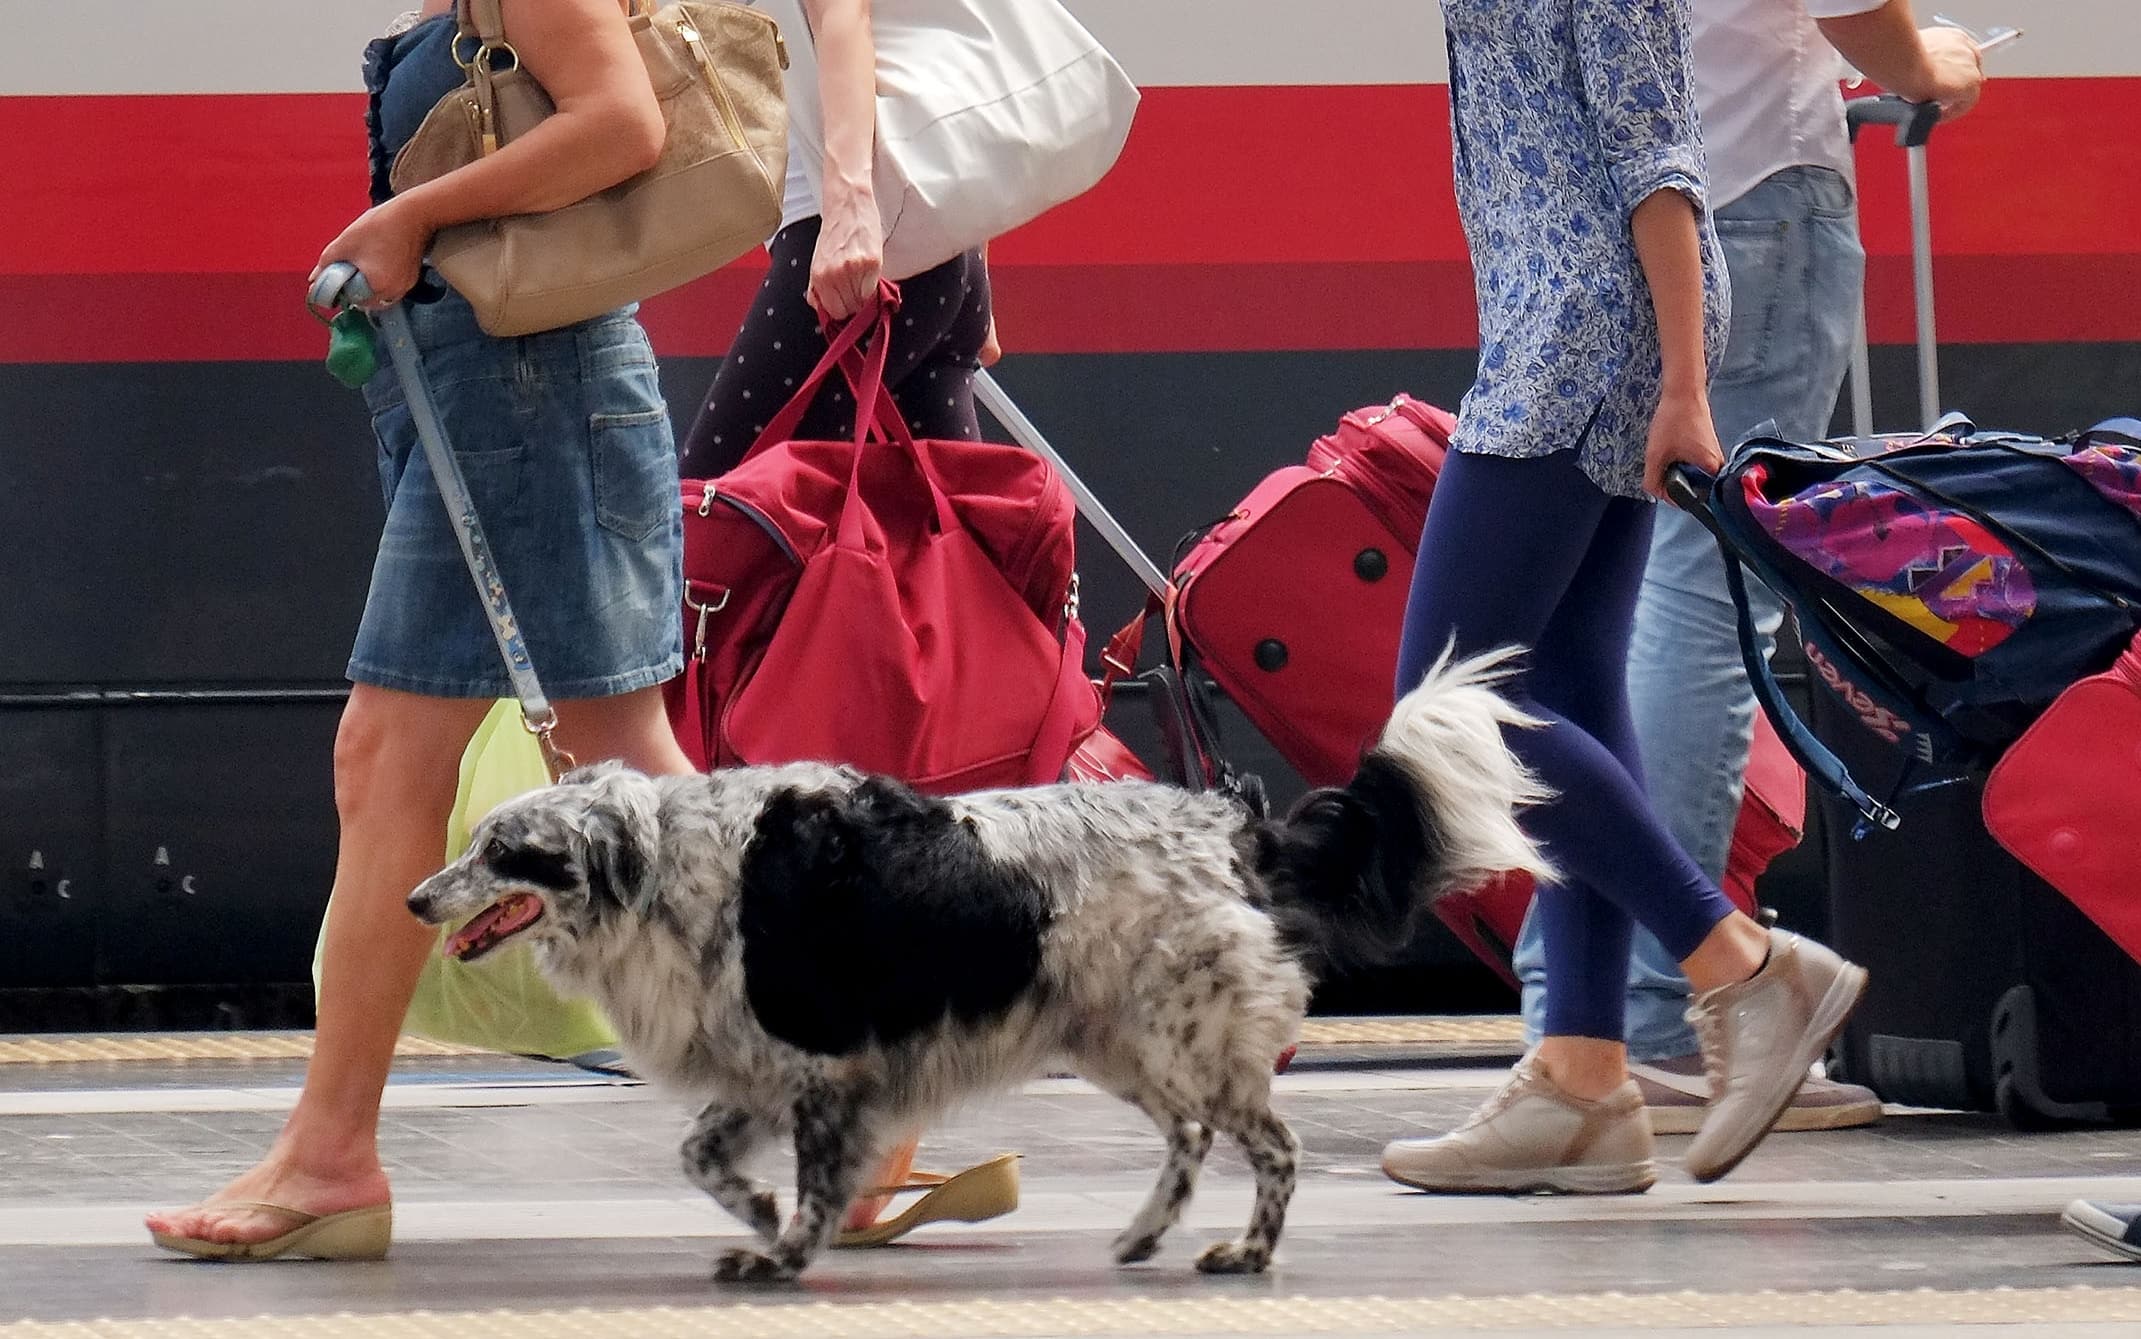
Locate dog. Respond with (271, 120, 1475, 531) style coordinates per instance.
(406, 649, 1551, 1281)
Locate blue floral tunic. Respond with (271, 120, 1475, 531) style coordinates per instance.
(1441, 0, 1730, 499)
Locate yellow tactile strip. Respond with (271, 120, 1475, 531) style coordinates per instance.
(1296, 1016, 1526, 1047)
(0, 1035, 485, 1065)
(2, 1287, 2138, 1337)
(0, 1018, 1524, 1066)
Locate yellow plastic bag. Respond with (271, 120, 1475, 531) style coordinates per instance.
(312, 700, 619, 1060)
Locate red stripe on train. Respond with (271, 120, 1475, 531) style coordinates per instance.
(2, 78, 2137, 278)
(2, 254, 2135, 364)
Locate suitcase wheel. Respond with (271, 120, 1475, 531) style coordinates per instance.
(1353, 548, 1390, 582)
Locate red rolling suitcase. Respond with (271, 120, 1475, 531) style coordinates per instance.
(1168, 397, 1452, 784)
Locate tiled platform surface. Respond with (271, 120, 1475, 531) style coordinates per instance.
(1, 1026, 2138, 1337)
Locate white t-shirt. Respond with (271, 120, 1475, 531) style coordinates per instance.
(753, 0, 823, 230)
(1691, 0, 1888, 209)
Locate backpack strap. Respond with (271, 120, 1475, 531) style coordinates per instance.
(1666, 466, 1901, 833)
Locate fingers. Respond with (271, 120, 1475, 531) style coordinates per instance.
(807, 265, 875, 322)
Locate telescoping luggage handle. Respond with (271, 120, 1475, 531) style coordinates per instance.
(1665, 465, 1902, 835)
(1843, 94, 1944, 439)
(308, 262, 577, 783)
(1842, 11, 2022, 437)
(973, 370, 1171, 600)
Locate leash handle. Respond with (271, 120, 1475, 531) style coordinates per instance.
(312, 262, 575, 782)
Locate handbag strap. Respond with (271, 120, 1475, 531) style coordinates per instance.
(374, 301, 577, 782)
(452, 0, 514, 155)
(457, 0, 506, 42)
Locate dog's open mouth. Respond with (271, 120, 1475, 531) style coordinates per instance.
(443, 893, 545, 962)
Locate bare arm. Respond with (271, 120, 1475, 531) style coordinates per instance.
(802, 0, 883, 320)
(1630, 188, 1723, 497)
(1630, 191, 1709, 403)
(315, 0, 664, 304)
(1816, 0, 1985, 119)
(397, 0, 665, 226)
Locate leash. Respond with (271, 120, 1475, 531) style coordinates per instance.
(310, 263, 577, 782)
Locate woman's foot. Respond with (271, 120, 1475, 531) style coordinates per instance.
(145, 1145, 391, 1253)
(842, 1137, 919, 1233)
(1683, 927, 1868, 1183)
(1380, 1055, 1656, 1195)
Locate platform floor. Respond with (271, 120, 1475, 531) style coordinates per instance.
(1, 1023, 2137, 1337)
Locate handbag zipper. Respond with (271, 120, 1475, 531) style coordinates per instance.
(678, 17, 779, 200)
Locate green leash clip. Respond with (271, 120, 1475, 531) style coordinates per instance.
(324, 309, 381, 389)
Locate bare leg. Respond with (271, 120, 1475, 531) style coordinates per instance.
(145, 684, 689, 1247)
(844, 1135, 919, 1233)
(144, 686, 489, 1245)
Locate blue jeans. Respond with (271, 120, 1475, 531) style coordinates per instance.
(1515, 166, 1866, 1059)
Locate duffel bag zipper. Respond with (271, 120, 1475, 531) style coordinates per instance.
(697, 481, 798, 565)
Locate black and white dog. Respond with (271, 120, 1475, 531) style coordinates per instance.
(407, 651, 1551, 1281)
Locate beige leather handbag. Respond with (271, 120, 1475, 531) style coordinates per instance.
(391, 0, 789, 337)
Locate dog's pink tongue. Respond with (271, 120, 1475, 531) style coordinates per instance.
(443, 893, 540, 960)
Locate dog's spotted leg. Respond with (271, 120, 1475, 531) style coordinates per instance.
(680, 1103, 780, 1246)
(1113, 1117, 1212, 1265)
(712, 1082, 871, 1284)
(1195, 1106, 1298, 1275)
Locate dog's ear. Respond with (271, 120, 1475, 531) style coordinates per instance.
(574, 768, 661, 912)
(560, 759, 631, 788)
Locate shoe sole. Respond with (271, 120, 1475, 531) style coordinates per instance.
(1646, 1095, 1884, 1137)
(1685, 961, 1870, 1184)
(2062, 1202, 2141, 1263)
(149, 1204, 392, 1262)
(1381, 1159, 1657, 1196)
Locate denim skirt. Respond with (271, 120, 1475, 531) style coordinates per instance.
(349, 289, 684, 700)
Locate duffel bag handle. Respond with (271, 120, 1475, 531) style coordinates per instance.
(1667, 466, 1902, 833)
(738, 288, 896, 467)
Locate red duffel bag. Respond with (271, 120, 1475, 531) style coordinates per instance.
(665, 287, 1098, 792)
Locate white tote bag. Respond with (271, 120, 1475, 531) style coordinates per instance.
(767, 0, 1140, 279)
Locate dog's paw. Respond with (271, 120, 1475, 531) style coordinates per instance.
(1111, 1228, 1163, 1265)
(744, 1191, 782, 1243)
(1193, 1240, 1271, 1275)
(712, 1247, 799, 1284)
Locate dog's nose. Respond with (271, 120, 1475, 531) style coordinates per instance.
(406, 891, 435, 921)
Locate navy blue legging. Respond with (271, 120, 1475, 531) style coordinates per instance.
(1396, 447, 1737, 1042)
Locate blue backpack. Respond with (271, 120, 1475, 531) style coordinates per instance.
(1670, 416, 2141, 832)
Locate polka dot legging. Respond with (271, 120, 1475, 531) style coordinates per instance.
(677, 216, 993, 478)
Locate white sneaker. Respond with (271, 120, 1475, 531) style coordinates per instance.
(1381, 1057, 1656, 1195)
(1683, 928, 1869, 1183)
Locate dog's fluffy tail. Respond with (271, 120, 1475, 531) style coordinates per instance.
(1258, 645, 1556, 972)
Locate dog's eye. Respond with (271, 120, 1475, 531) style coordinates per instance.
(483, 836, 508, 865)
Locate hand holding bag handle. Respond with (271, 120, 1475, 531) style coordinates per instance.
(310, 262, 577, 782)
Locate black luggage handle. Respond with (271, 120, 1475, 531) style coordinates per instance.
(1666, 465, 1903, 834)
(1846, 95, 1941, 148)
